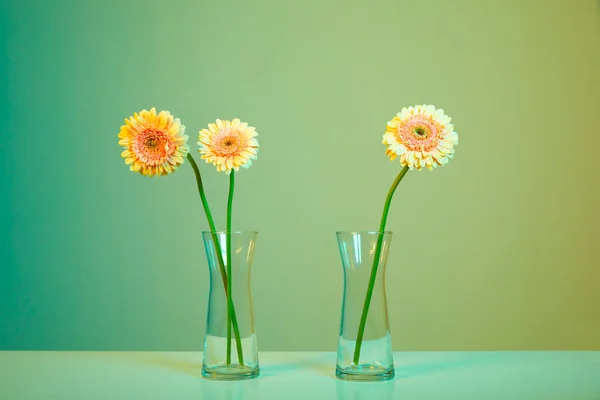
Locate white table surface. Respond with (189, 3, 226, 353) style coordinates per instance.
(0, 351, 598, 399)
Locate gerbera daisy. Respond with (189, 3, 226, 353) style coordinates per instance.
(198, 118, 259, 174)
(383, 105, 458, 171)
(118, 107, 189, 177)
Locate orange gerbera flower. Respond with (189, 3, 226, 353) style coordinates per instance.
(118, 108, 189, 177)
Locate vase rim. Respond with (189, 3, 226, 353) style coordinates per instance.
(336, 230, 392, 235)
(202, 230, 258, 235)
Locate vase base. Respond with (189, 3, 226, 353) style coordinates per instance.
(336, 364, 395, 381)
(202, 364, 260, 381)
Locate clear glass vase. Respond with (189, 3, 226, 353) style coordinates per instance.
(201, 231, 259, 380)
(336, 231, 394, 381)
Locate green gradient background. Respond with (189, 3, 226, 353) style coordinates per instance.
(1, 0, 598, 351)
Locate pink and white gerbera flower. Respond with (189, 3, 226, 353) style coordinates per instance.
(383, 105, 458, 171)
(198, 118, 259, 174)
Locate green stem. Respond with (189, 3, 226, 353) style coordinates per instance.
(186, 154, 244, 366)
(352, 165, 409, 365)
(226, 171, 235, 365)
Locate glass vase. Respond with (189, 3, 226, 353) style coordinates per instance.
(201, 231, 259, 380)
(336, 231, 394, 381)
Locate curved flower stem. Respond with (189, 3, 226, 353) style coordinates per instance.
(352, 165, 409, 365)
(226, 171, 235, 365)
(186, 154, 244, 366)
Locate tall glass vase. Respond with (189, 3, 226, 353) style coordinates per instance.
(336, 231, 394, 381)
(201, 231, 259, 380)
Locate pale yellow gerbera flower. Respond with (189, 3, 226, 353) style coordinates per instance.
(198, 118, 259, 174)
(118, 108, 189, 177)
(383, 105, 458, 171)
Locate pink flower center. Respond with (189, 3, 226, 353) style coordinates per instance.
(397, 115, 443, 152)
(213, 130, 245, 157)
(133, 129, 175, 166)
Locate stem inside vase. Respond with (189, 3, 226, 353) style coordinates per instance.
(202, 231, 259, 380)
(336, 231, 394, 381)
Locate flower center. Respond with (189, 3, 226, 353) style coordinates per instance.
(133, 129, 174, 166)
(145, 137, 158, 148)
(215, 130, 245, 156)
(414, 127, 428, 138)
(396, 115, 444, 152)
